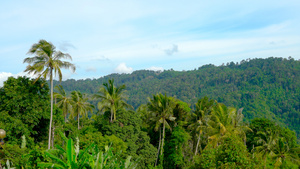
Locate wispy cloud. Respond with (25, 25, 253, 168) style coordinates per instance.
(85, 66, 97, 72)
(58, 41, 76, 52)
(164, 44, 178, 56)
(92, 56, 111, 62)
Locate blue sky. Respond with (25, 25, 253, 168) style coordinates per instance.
(1, 0, 300, 86)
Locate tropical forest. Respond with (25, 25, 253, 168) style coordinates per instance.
(1, 40, 300, 169)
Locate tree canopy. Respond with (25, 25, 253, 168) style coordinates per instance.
(1, 56, 300, 168)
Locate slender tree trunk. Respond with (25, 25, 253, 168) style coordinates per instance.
(161, 120, 165, 155)
(48, 70, 53, 149)
(78, 110, 80, 130)
(110, 107, 113, 123)
(155, 127, 162, 166)
(195, 132, 201, 156)
(264, 156, 267, 169)
(62, 115, 67, 147)
(51, 123, 55, 148)
(113, 106, 116, 121)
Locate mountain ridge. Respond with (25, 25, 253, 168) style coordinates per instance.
(54, 57, 300, 136)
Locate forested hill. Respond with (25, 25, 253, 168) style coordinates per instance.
(54, 57, 300, 135)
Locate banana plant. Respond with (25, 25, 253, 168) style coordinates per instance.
(38, 138, 93, 169)
(38, 131, 138, 169)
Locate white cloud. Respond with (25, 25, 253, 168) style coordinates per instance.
(0, 72, 39, 87)
(146, 66, 164, 72)
(0, 72, 14, 87)
(114, 63, 133, 74)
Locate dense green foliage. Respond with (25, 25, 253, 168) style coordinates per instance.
(0, 77, 50, 146)
(54, 57, 300, 137)
(1, 56, 300, 168)
(94, 109, 157, 168)
(163, 126, 190, 168)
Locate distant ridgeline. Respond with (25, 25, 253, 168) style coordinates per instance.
(54, 57, 300, 137)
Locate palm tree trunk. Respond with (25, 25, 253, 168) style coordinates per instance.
(155, 127, 162, 166)
(63, 115, 67, 147)
(110, 108, 113, 123)
(195, 132, 201, 156)
(51, 123, 55, 148)
(113, 106, 116, 121)
(161, 120, 165, 156)
(264, 156, 267, 169)
(48, 70, 53, 149)
(78, 110, 80, 130)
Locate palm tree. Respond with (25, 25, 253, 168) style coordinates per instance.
(147, 93, 176, 166)
(93, 79, 130, 123)
(71, 91, 94, 130)
(272, 137, 300, 168)
(231, 108, 252, 145)
(255, 130, 278, 169)
(54, 85, 73, 123)
(207, 103, 236, 147)
(23, 39, 75, 149)
(207, 103, 250, 147)
(188, 96, 214, 156)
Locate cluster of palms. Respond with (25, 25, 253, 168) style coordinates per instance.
(54, 85, 93, 130)
(143, 94, 300, 168)
(54, 78, 130, 129)
(254, 130, 300, 168)
(143, 95, 250, 166)
(23, 40, 128, 151)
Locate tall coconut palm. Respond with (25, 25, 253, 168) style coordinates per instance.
(93, 79, 130, 123)
(188, 96, 214, 156)
(71, 91, 94, 130)
(23, 39, 75, 149)
(54, 85, 73, 123)
(147, 93, 176, 166)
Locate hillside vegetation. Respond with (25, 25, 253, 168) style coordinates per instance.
(2, 40, 300, 168)
(55, 57, 300, 136)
